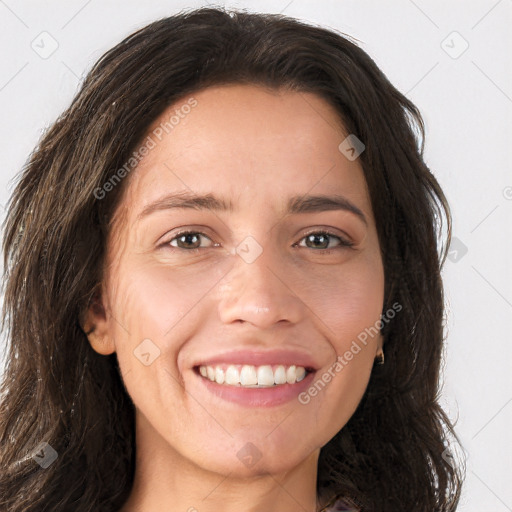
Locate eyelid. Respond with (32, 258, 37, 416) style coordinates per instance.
(299, 227, 353, 242)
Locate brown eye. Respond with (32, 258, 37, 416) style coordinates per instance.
(168, 231, 213, 250)
(297, 231, 353, 251)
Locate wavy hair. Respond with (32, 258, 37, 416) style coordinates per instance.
(0, 7, 464, 511)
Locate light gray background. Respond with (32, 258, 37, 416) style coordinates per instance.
(0, 1, 511, 510)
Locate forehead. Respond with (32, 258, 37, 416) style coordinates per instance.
(116, 84, 370, 222)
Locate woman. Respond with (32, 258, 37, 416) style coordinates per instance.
(0, 7, 464, 511)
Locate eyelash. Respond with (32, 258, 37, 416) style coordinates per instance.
(163, 229, 354, 254)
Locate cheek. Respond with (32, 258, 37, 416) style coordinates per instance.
(295, 252, 384, 426)
(107, 258, 231, 368)
(109, 247, 383, 377)
(303, 251, 384, 345)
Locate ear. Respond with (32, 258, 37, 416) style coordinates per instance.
(81, 287, 116, 355)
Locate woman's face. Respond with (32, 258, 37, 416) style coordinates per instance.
(86, 84, 384, 476)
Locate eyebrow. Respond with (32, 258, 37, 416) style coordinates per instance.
(136, 191, 367, 225)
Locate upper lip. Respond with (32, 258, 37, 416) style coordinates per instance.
(192, 348, 320, 371)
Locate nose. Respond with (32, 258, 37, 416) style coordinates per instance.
(216, 241, 304, 329)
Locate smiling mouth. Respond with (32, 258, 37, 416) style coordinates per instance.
(194, 363, 314, 388)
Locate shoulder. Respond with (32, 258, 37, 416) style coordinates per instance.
(325, 498, 359, 511)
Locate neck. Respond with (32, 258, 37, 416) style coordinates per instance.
(119, 412, 321, 512)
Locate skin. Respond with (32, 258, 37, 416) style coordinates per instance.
(84, 84, 385, 512)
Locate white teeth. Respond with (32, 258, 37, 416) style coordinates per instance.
(274, 365, 287, 385)
(286, 365, 296, 384)
(240, 365, 257, 386)
(214, 367, 225, 384)
(225, 365, 240, 385)
(295, 366, 306, 382)
(257, 365, 274, 387)
(198, 363, 309, 387)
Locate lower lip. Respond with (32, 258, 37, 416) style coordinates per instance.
(194, 368, 316, 407)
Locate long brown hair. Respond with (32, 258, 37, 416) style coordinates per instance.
(0, 7, 464, 511)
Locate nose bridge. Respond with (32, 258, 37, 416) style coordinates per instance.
(217, 235, 302, 328)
